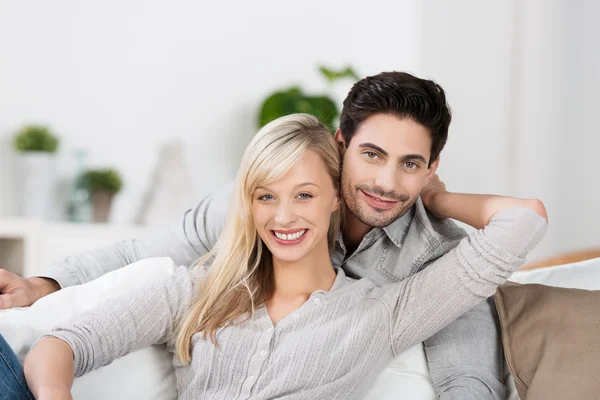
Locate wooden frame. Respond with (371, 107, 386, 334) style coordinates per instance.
(521, 248, 600, 271)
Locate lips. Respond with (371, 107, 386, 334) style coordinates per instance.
(360, 190, 398, 210)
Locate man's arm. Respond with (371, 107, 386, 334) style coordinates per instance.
(419, 176, 546, 399)
(423, 296, 505, 400)
(0, 183, 233, 309)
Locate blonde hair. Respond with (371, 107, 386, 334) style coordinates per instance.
(175, 114, 341, 363)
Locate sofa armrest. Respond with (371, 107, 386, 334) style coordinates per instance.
(521, 249, 600, 271)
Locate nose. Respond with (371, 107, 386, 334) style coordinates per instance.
(274, 201, 297, 226)
(374, 164, 397, 194)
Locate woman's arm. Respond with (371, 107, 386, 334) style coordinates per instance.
(375, 181, 548, 355)
(23, 338, 74, 400)
(421, 174, 548, 229)
(23, 265, 195, 388)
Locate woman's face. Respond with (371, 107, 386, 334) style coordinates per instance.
(252, 149, 340, 264)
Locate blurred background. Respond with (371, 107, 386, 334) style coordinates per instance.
(0, 0, 598, 275)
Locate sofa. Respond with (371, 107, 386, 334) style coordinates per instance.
(1, 256, 599, 399)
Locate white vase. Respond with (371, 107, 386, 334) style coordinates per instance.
(16, 153, 57, 220)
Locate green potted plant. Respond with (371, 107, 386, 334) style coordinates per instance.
(81, 168, 123, 223)
(12, 124, 60, 219)
(258, 65, 359, 132)
(13, 124, 59, 153)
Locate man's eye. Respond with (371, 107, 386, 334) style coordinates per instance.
(405, 162, 418, 169)
(297, 193, 313, 200)
(364, 151, 378, 159)
(258, 194, 273, 201)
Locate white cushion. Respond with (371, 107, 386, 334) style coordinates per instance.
(362, 344, 436, 399)
(0, 257, 179, 400)
(508, 256, 600, 289)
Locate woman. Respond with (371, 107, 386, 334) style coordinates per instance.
(1, 114, 547, 399)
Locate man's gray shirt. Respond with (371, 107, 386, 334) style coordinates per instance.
(40, 183, 506, 399)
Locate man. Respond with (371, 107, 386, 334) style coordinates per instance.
(0, 72, 505, 399)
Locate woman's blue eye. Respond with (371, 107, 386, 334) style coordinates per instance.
(298, 193, 312, 200)
(258, 194, 273, 201)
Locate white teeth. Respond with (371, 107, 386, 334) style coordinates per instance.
(274, 230, 306, 241)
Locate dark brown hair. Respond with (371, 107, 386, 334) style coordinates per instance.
(339, 71, 451, 166)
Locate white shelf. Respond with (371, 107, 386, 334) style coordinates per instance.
(0, 218, 153, 277)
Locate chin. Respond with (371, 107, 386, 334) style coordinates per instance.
(271, 251, 307, 263)
(357, 204, 407, 228)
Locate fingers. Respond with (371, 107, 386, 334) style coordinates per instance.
(0, 268, 13, 291)
(0, 292, 27, 309)
(0, 293, 12, 309)
(0, 268, 30, 309)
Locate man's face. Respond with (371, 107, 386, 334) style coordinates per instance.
(336, 113, 439, 228)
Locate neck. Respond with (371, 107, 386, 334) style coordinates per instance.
(342, 206, 371, 253)
(271, 242, 336, 300)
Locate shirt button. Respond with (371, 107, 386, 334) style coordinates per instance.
(260, 350, 268, 356)
(267, 328, 273, 334)
(248, 375, 255, 381)
(314, 298, 321, 305)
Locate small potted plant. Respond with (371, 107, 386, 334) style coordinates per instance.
(12, 124, 60, 219)
(81, 168, 123, 223)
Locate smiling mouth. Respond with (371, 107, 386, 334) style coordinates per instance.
(271, 229, 307, 242)
(360, 190, 398, 204)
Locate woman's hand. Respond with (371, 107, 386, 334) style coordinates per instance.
(36, 386, 73, 400)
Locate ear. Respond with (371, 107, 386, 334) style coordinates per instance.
(425, 157, 440, 182)
(332, 192, 341, 213)
(334, 129, 346, 155)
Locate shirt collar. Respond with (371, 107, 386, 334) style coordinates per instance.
(308, 268, 354, 298)
(330, 267, 352, 290)
(382, 203, 415, 247)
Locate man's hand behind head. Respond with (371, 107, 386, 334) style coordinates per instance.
(0, 268, 60, 309)
(421, 174, 448, 220)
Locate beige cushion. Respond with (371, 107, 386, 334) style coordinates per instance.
(495, 282, 600, 400)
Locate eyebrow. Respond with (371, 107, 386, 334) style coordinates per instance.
(359, 143, 428, 164)
(359, 143, 388, 157)
(400, 154, 428, 164)
(256, 182, 320, 191)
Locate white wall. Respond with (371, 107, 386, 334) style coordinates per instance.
(511, 0, 567, 259)
(503, 0, 599, 258)
(0, 0, 421, 223)
(417, 0, 599, 261)
(560, 1, 600, 253)
(1, 0, 597, 259)
(417, 0, 516, 195)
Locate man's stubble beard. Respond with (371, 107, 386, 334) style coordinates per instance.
(340, 169, 415, 229)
